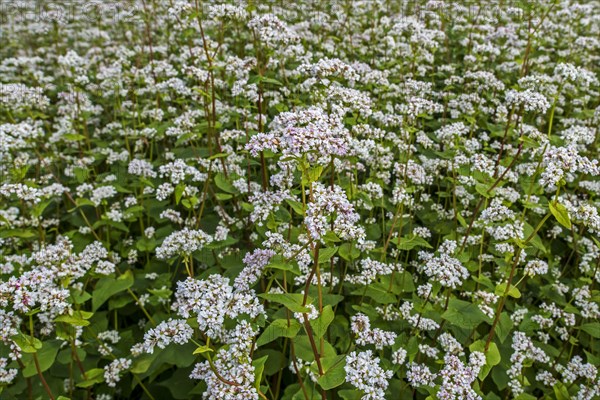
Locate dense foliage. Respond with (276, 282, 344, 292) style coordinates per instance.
(1, 1, 599, 399)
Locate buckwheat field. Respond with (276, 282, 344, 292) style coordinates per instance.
(0, 1, 599, 399)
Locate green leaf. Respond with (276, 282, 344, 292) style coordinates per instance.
(92, 270, 134, 311)
(339, 390, 363, 400)
(261, 77, 283, 86)
(258, 293, 312, 313)
(75, 198, 96, 208)
(495, 312, 513, 343)
(579, 323, 600, 338)
(338, 243, 360, 261)
(0, 229, 37, 239)
(442, 299, 490, 329)
(256, 319, 302, 347)
(307, 166, 324, 183)
(76, 368, 104, 388)
(193, 345, 214, 355)
(208, 152, 228, 160)
(495, 282, 521, 298)
(310, 306, 335, 339)
(23, 340, 61, 378)
(267, 256, 300, 275)
(286, 199, 304, 216)
(130, 354, 157, 374)
(55, 311, 93, 326)
(252, 355, 269, 390)
(318, 246, 338, 263)
(63, 133, 86, 141)
(317, 355, 346, 390)
(475, 182, 495, 198)
(351, 283, 396, 304)
(515, 393, 538, 400)
(12, 333, 42, 353)
(214, 173, 238, 194)
(392, 235, 433, 250)
(553, 382, 571, 400)
(549, 201, 571, 229)
(136, 237, 157, 252)
(215, 192, 232, 200)
(174, 183, 185, 204)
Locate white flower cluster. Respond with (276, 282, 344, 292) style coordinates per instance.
(406, 362, 437, 387)
(399, 302, 440, 331)
(234, 249, 276, 291)
(90, 186, 117, 207)
(248, 13, 298, 47)
(350, 313, 397, 349)
(524, 259, 549, 276)
(190, 320, 259, 399)
(305, 183, 364, 241)
(246, 107, 351, 163)
(104, 358, 131, 387)
(128, 158, 157, 178)
(172, 274, 264, 340)
(508, 331, 550, 395)
(345, 350, 393, 399)
(558, 355, 598, 384)
(418, 241, 469, 288)
(0, 83, 50, 110)
(0, 183, 69, 204)
(437, 353, 485, 400)
(207, 4, 248, 21)
(158, 159, 206, 184)
(248, 190, 292, 225)
(142, 319, 193, 354)
(540, 144, 599, 189)
(0, 357, 17, 384)
(346, 258, 402, 285)
(156, 228, 213, 259)
(505, 89, 550, 113)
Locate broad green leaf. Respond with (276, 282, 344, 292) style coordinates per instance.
(0, 229, 37, 239)
(579, 323, 600, 338)
(214, 173, 237, 194)
(318, 246, 338, 263)
(549, 201, 571, 229)
(258, 293, 312, 313)
(442, 299, 490, 329)
(286, 199, 304, 216)
(339, 243, 360, 261)
(310, 305, 335, 339)
(130, 354, 157, 374)
(76, 368, 104, 388)
(256, 319, 302, 347)
(553, 382, 571, 400)
(92, 270, 134, 311)
(495, 282, 521, 298)
(252, 355, 269, 390)
(307, 166, 324, 183)
(267, 255, 300, 275)
(23, 340, 61, 378)
(12, 333, 42, 353)
(55, 311, 93, 326)
(193, 345, 213, 355)
(351, 283, 396, 304)
(317, 355, 346, 390)
(475, 182, 495, 198)
(392, 235, 433, 250)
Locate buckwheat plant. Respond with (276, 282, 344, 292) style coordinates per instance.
(0, 1, 599, 399)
